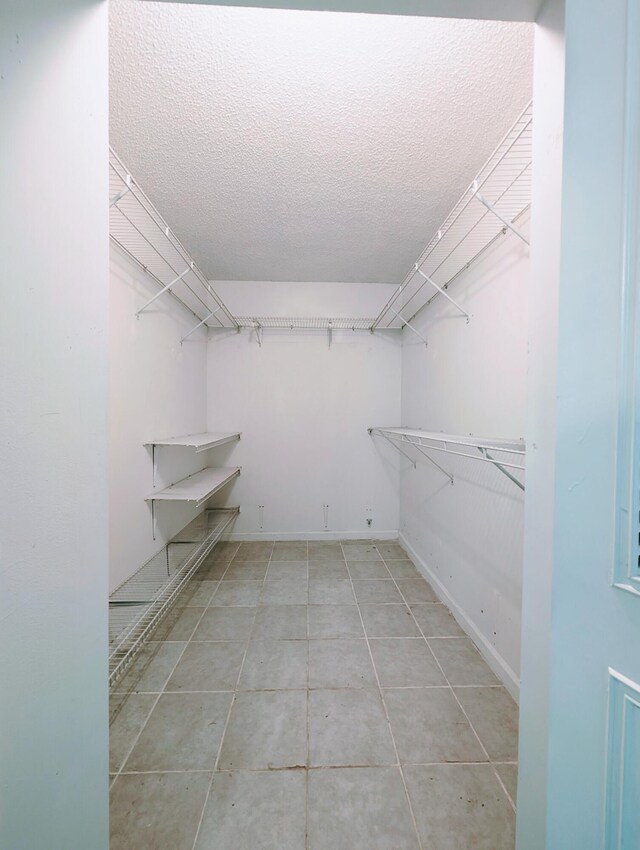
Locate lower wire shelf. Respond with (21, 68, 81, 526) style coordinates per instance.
(108, 507, 239, 689)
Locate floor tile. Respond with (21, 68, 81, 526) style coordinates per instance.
(308, 605, 363, 638)
(109, 693, 157, 773)
(370, 638, 446, 687)
(396, 578, 439, 603)
(347, 560, 391, 579)
(183, 581, 218, 606)
(165, 641, 245, 692)
(115, 641, 186, 694)
(411, 604, 464, 637)
(495, 763, 518, 802)
(384, 688, 486, 764)
(124, 692, 232, 771)
(252, 604, 308, 639)
(272, 541, 308, 561)
(385, 559, 422, 579)
(208, 541, 240, 562)
(352, 579, 404, 604)
(341, 542, 382, 561)
(218, 691, 307, 770)
(110, 772, 211, 850)
(309, 639, 376, 688)
(308, 767, 420, 850)
(375, 541, 408, 560)
(308, 542, 343, 561)
(266, 561, 308, 580)
(454, 687, 519, 760)
(212, 581, 262, 606)
(260, 579, 308, 605)
(404, 763, 515, 850)
(192, 607, 256, 642)
(360, 604, 421, 637)
(239, 639, 308, 690)
(153, 605, 205, 640)
(429, 638, 500, 686)
(194, 770, 306, 850)
(223, 561, 269, 581)
(308, 579, 355, 604)
(309, 689, 396, 766)
(233, 542, 274, 562)
(192, 561, 229, 581)
(308, 561, 349, 580)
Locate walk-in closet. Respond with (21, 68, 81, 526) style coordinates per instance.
(106, 5, 529, 847)
(6, 1, 638, 849)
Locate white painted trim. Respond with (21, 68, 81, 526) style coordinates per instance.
(399, 531, 521, 702)
(226, 530, 399, 541)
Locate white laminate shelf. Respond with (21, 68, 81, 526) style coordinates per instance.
(146, 466, 240, 506)
(144, 431, 241, 453)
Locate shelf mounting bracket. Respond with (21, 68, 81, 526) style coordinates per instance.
(136, 262, 194, 317)
(412, 443, 454, 485)
(477, 446, 525, 491)
(181, 308, 220, 344)
(389, 308, 428, 347)
(110, 174, 132, 207)
(414, 265, 470, 322)
(472, 181, 530, 245)
(328, 321, 333, 351)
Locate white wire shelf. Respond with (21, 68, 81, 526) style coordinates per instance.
(373, 101, 532, 330)
(109, 147, 238, 330)
(369, 426, 525, 491)
(234, 317, 380, 330)
(144, 431, 241, 453)
(109, 507, 239, 688)
(146, 466, 240, 506)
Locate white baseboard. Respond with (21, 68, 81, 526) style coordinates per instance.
(399, 532, 520, 703)
(226, 530, 399, 542)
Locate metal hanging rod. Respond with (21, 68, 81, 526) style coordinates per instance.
(109, 147, 239, 330)
(369, 426, 525, 491)
(233, 317, 381, 330)
(373, 100, 532, 331)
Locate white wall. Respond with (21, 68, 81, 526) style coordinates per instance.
(206, 282, 401, 538)
(516, 0, 564, 844)
(0, 2, 109, 848)
(109, 245, 210, 591)
(399, 217, 529, 698)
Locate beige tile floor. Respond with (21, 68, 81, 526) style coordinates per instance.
(109, 539, 518, 850)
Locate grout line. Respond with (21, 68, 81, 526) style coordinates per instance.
(382, 552, 518, 814)
(188, 541, 273, 850)
(340, 541, 425, 850)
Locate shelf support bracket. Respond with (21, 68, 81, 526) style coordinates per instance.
(477, 446, 525, 491)
(414, 266, 470, 322)
(472, 181, 530, 245)
(110, 174, 132, 207)
(328, 321, 333, 351)
(136, 262, 194, 317)
(389, 308, 428, 347)
(370, 429, 416, 469)
(181, 308, 220, 344)
(254, 322, 263, 348)
(412, 443, 454, 485)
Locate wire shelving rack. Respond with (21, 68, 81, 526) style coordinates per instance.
(109, 507, 239, 689)
(373, 101, 533, 330)
(109, 148, 238, 330)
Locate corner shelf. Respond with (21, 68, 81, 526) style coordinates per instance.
(109, 507, 239, 689)
(146, 466, 240, 507)
(144, 431, 241, 453)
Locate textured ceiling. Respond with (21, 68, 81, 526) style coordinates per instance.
(109, 1, 533, 283)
